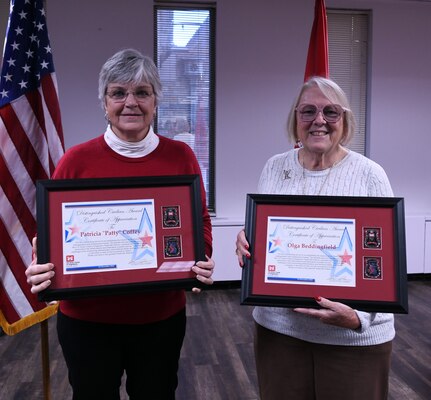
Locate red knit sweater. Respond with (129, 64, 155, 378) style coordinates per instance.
(51, 134, 212, 324)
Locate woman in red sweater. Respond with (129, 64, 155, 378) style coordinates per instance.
(26, 48, 214, 400)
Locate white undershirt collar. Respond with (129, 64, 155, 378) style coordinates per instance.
(103, 125, 159, 158)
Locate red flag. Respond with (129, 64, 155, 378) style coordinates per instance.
(0, 0, 63, 335)
(304, 0, 329, 81)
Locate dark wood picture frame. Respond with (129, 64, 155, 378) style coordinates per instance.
(36, 175, 205, 301)
(241, 194, 408, 313)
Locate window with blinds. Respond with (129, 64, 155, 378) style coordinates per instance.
(327, 10, 370, 155)
(155, 4, 216, 212)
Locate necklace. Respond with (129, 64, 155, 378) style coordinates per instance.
(300, 154, 340, 196)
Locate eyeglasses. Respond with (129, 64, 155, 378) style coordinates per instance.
(296, 103, 345, 123)
(106, 88, 154, 103)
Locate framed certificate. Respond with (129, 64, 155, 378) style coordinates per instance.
(36, 175, 206, 301)
(241, 194, 408, 313)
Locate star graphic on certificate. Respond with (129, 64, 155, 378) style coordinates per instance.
(139, 231, 153, 247)
(121, 206, 156, 263)
(272, 236, 283, 247)
(321, 227, 354, 279)
(64, 210, 84, 243)
(339, 249, 353, 265)
(69, 224, 80, 235)
(268, 222, 286, 253)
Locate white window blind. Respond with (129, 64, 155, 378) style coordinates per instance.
(327, 10, 369, 155)
(155, 4, 216, 211)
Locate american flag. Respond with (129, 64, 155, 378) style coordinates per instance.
(0, 0, 64, 335)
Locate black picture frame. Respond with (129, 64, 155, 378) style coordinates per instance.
(36, 175, 205, 301)
(241, 194, 408, 313)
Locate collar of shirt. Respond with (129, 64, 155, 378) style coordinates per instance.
(103, 125, 160, 158)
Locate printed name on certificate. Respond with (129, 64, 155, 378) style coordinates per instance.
(62, 199, 158, 274)
(265, 216, 356, 287)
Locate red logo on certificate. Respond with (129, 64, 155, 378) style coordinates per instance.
(66, 255, 74, 262)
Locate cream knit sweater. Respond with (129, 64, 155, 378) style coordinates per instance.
(253, 148, 396, 345)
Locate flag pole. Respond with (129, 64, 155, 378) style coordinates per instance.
(41, 319, 52, 400)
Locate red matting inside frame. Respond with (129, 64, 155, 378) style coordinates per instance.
(48, 186, 196, 290)
(251, 203, 397, 302)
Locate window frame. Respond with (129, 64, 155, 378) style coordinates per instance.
(154, 3, 216, 213)
(327, 9, 370, 156)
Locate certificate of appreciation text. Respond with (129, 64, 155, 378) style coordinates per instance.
(265, 216, 356, 287)
(62, 199, 157, 274)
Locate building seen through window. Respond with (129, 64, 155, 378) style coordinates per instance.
(155, 6, 215, 211)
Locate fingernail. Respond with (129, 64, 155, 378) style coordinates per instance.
(245, 244, 249, 250)
(314, 296, 322, 302)
(246, 254, 251, 259)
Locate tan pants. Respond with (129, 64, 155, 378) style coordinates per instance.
(254, 322, 392, 400)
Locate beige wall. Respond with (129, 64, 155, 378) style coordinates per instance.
(2, 0, 431, 276)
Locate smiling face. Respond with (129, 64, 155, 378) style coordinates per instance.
(296, 85, 345, 156)
(104, 82, 156, 142)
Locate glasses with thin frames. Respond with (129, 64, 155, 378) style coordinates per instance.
(106, 87, 154, 103)
(296, 103, 344, 123)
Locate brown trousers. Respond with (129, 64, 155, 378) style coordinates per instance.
(254, 322, 392, 400)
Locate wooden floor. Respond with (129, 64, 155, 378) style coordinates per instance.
(0, 280, 430, 399)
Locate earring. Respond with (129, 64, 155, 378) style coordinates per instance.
(294, 139, 303, 149)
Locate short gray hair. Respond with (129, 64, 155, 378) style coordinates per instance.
(286, 76, 356, 145)
(98, 48, 162, 108)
